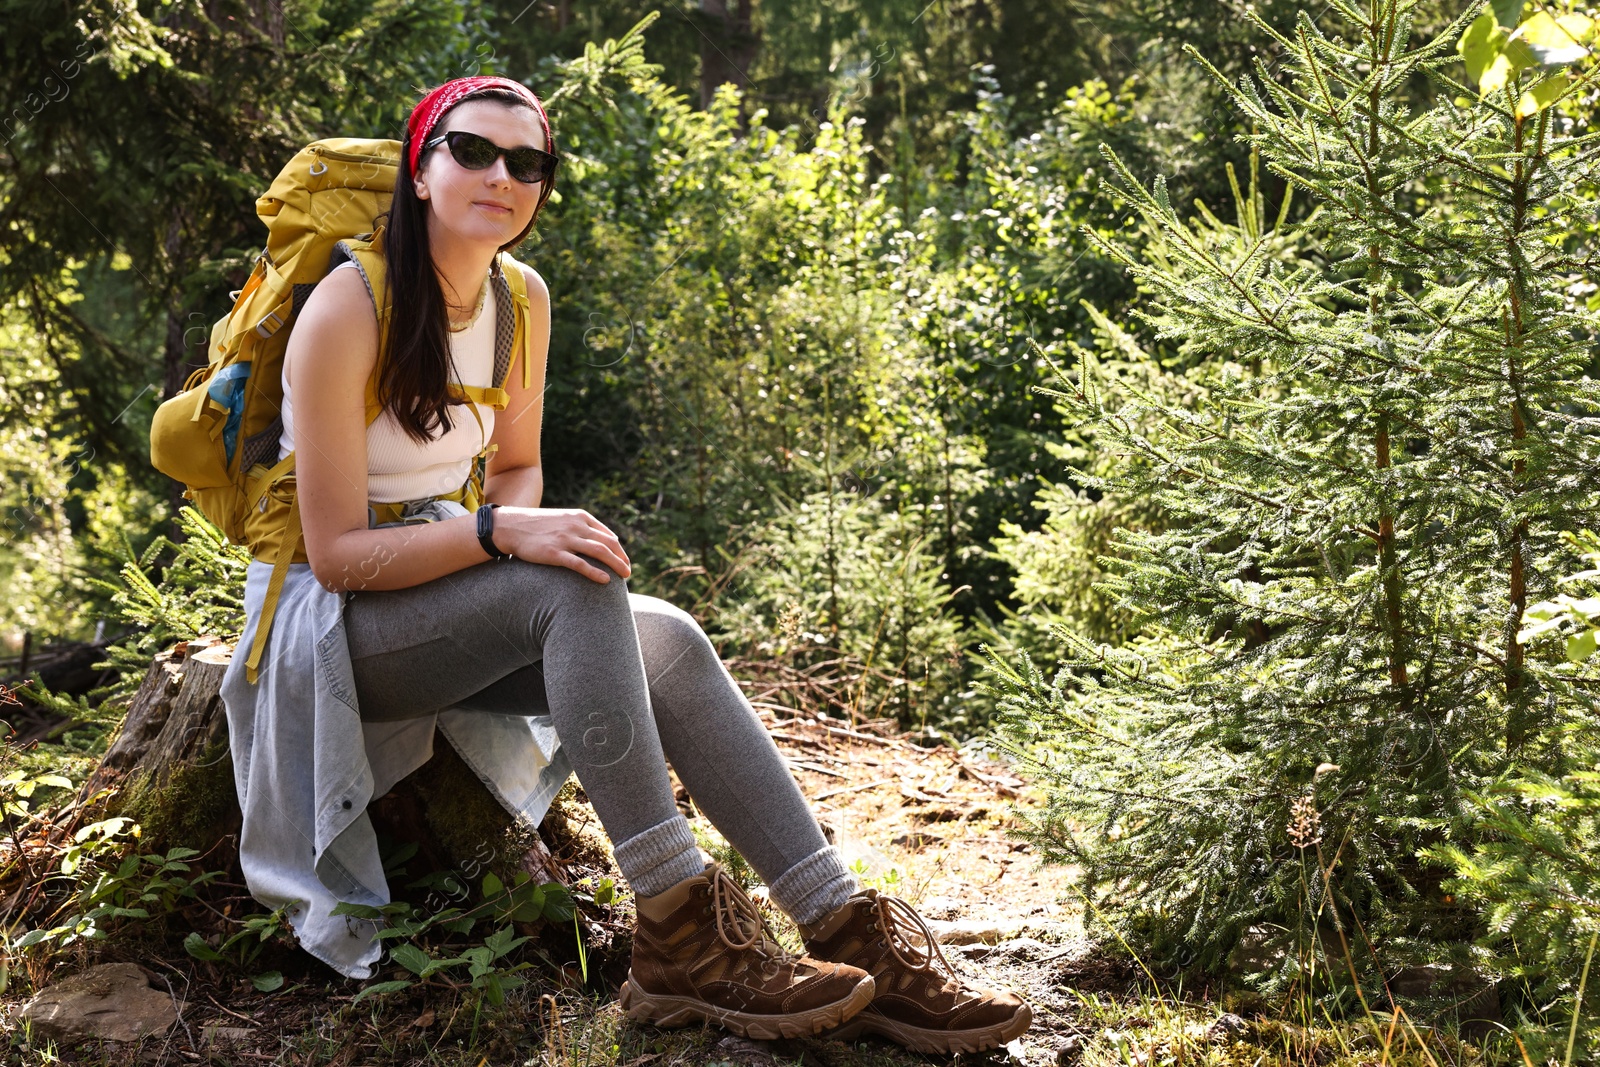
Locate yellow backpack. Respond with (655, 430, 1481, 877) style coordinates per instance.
(149, 137, 537, 683)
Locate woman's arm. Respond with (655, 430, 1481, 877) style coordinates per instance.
(289, 263, 629, 593)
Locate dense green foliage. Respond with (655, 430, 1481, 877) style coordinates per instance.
(2, 0, 1209, 724)
(4, 0, 1600, 1055)
(987, 0, 1600, 1051)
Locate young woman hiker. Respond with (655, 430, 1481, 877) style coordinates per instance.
(222, 75, 1031, 1054)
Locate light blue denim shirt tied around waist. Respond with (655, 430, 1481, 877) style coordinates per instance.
(218, 499, 571, 979)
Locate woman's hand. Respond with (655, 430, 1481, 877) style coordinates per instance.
(493, 507, 632, 583)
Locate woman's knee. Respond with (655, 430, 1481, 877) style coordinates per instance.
(631, 594, 720, 678)
(504, 558, 631, 607)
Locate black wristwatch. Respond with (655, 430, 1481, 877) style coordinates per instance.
(476, 503, 512, 561)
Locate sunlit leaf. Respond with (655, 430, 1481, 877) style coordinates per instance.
(1459, 11, 1507, 85)
(1478, 51, 1517, 95)
(1516, 74, 1570, 118)
(1557, 13, 1595, 42)
(1513, 12, 1589, 66)
(74, 817, 131, 843)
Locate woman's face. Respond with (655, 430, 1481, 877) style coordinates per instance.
(413, 98, 548, 250)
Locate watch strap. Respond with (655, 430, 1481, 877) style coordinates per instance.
(476, 503, 511, 561)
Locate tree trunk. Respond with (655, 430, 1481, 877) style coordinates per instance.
(697, 0, 759, 113)
(78, 640, 577, 893)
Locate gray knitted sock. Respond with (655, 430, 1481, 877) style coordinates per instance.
(613, 816, 706, 898)
(769, 845, 860, 925)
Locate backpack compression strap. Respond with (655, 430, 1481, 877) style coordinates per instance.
(243, 452, 302, 684)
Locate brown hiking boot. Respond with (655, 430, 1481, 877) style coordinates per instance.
(801, 888, 1032, 1054)
(619, 864, 876, 1040)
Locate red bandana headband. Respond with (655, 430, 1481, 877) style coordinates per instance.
(405, 76, 554, 178)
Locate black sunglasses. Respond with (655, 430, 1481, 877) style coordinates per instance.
(423, 130, 558, 186)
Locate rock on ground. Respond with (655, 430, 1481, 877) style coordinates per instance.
(709, 1034, 781, 1065)
(19, 962, 177, 1045)
(202, 1024, 255, 1046)
(927, 917, 1022, 945)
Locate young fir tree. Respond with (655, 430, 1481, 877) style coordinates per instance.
(988, 0, 1600, 991)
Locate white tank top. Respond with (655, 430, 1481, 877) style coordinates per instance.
(278, 260, 498, 504)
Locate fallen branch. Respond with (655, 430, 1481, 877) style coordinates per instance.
(812, 777, 897, 802)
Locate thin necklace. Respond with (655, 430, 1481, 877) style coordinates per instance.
(448, 273, 490, 333)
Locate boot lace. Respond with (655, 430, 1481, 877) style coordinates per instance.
(708, 865, 791, 974)
(873, 891, 959, 984)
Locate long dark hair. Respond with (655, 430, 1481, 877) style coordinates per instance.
(378, 89, 549, 443)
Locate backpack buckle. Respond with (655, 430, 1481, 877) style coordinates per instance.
(256, 307, 289, 338)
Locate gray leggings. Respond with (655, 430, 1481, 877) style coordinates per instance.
(341, 558, 854, 920)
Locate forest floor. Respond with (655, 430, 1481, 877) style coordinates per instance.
(2, 707, 1486, 1067)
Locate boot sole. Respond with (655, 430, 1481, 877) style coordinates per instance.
(824, 1002, 1033, 1054)
(619, 970, 876, 1040)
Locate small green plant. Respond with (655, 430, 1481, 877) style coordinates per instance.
(1, 765, 73, 856)
(2, 720, 226, 957)
(181, 906, 295, 991)
(845, 856, 905, 895)
(333, 871, 583, 1007)
(693, 822, 759, 889)
(10, 836, 223, 952)
(89, 506, 251, 701)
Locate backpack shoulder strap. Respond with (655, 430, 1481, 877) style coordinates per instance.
(444, 254, 531, 411)
(497, 253, 535, 394)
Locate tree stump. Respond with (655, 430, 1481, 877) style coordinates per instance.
(77, 637, 237, 852)
(77, 639, 581, 894)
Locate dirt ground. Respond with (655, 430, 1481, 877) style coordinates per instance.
(758, 706, 1081, 929)
(0, 709, 1126, 1067)
(746, 707, 1093, 1065)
